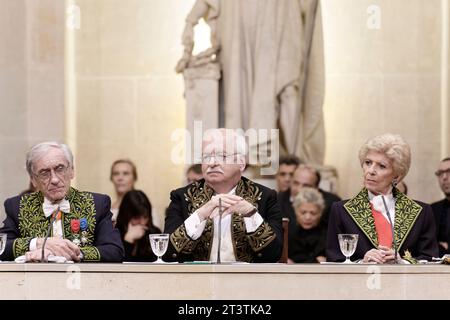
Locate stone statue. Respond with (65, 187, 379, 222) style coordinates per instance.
(176, 0, 325, 165)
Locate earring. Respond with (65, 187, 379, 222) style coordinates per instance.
(392, 179, 398, 187)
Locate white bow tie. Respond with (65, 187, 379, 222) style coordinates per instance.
(42, 198, 70, 218)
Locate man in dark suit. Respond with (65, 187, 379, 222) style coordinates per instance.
(0, 142, 124, 262)
(275, 155, 301, 193)
(164, 129, 282, 263)
(432, 157, 450, 256)
(278, 164, 341, 232)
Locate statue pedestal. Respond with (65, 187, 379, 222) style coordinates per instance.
(183, 63, 221, 133)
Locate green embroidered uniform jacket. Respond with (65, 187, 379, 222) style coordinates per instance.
(164, 177, 283, 262)
(326, 188, 439, 263)
(0, 188, 124, 262)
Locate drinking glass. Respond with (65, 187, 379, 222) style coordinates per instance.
(149, 233, 169, 263)
(338, 234, 358, 263)
(0, 233, 6, 262)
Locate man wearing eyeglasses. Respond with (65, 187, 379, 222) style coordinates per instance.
(164, 129, 282, 263)
(0, 142, 124, 262)
(432, 157, 450, 256)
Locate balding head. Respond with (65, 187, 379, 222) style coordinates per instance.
(290, 164, 320, 197)
(436, 157, 450, 199)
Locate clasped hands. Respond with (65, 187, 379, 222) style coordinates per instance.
(24, 237, 81, 262)
(197, 194, 256, 221)
(363, 245, 401, 264)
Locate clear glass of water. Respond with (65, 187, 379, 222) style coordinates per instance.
(149, 233, 170, 263)
(338, 234, 358, 263)
(0, 233, 7, 261)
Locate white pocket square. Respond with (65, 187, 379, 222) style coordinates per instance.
(14, 255, 73, 263)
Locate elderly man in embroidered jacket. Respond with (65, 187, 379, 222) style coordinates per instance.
(0, 142, 124, 262)
(164, 129, 283, 263)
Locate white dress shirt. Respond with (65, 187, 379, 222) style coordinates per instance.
(367, 189, 409, 264)
(368, 189, 396, 225)
(184, 187, 263, 262)
(29, 198, 70, 250)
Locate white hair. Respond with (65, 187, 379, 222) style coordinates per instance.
(202, 128, 247, 156)
(293, 187, 325, 213)
(358, 133, 411, 180)
(26, 141, 74, 177)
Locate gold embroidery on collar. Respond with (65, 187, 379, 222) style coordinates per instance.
(15, 188, 100, 260)
(393, 191, 422, 251)
(173, 178, 273, 262)
(343, 188, 378, 247)
(185, 181, 214, 215)
(344, 188, 423, 250)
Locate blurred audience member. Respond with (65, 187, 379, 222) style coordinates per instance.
(278, 164, 340, 261)
(186, 164, 203, 184)
(278, 164, 341, 242)
(110, 159, 137, 223)
(290, 165, 341, 224)
(288, 187, 326, 263)
(432, 157, 450, 256)
(116, 190, 162, 262)
(276, 155, 302, 193)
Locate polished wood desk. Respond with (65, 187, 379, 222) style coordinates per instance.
(0, 263, 449, 299)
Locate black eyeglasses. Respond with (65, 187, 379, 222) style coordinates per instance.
(435, 168, 450, 177)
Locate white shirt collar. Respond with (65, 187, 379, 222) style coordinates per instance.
(368, 188, 394, 201)
(210, 185, 237, 196)
(368, 189, 395, 220)
(42, 197, 70, 218)
(228, 186, 237, 195)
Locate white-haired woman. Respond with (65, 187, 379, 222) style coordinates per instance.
(326, 133, 438, 263)
(288, 187, 327, 263)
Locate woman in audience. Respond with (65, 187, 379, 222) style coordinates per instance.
(288, 187, 326, 263)
(116, 190, 162, 262)
(327, 133, 438, 263)
(110, 159, 137, 223)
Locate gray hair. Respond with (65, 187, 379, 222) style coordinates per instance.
(358, 133, 411, 180)
(293, 187, 325, 213)
(26, 141, 74, 177)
